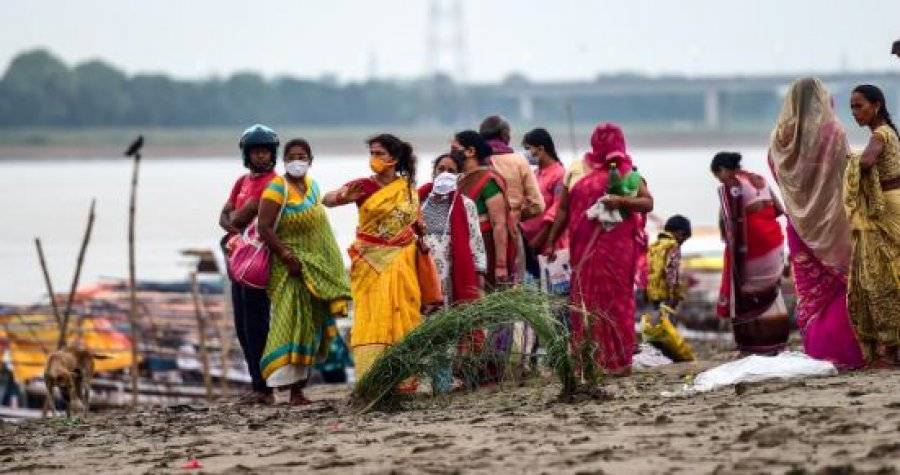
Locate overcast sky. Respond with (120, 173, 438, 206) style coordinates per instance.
(1, 0, 898, 83)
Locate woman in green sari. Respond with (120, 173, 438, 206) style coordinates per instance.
(258, 138, 352, 405)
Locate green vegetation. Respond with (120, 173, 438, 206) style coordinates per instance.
(0, 49, 788, 130)
(352, 287, 576, 411)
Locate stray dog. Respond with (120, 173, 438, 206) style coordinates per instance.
(42, 346, 110, 418)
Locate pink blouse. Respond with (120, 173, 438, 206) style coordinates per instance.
(521, 161, 569, 249)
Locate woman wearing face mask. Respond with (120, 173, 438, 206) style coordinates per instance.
(418, 154, 487, 307)
(322, 134, 421, 387)
(520, 128, 568, 281)
(845, 84, 900, 368)
(455, 131, 530, 381)
(219, 124, 279, 405)
(418, 154, 487, 393)
(454, 131, 517, 288)
(256, 138, 351, 405)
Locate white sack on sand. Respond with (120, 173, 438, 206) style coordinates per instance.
(664, 351, 837, 396)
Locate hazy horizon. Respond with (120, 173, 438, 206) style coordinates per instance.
(2, 1, 898, 84)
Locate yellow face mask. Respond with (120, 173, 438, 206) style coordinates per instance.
(369, 155, 390, 174)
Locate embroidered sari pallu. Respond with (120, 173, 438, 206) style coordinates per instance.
(844, 145, 900, 362)
(348, 178, 422, 384)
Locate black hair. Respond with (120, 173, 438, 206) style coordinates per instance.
(283, 138, 313, 159)
(479, 115, 510, 142)
(710, 151, 742, 173)
(454, 130, 493, 168)
(431, 153, 454, 174)
(664, 215, 692, 239)
(367, 133, 417, 196)
(522, 128, 561, 162)
(852, 84, 899, 138)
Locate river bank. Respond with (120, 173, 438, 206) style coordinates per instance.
(0, 124, 833, 160)
(2, 339, 899, 474)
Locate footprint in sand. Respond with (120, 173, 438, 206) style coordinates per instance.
(410, 442, 454, 454)
(820, 421, 872, 436)
(737, 424, 796, 448)
(868, 442, 900, 459)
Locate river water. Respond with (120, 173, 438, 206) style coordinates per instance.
(0, 146, 776, 304)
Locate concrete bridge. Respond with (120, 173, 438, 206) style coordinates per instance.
(489, 72, 900, 127)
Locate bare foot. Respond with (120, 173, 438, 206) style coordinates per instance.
(289, 387, 312, 406)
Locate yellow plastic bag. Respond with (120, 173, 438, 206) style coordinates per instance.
(640, 306, 695, 362)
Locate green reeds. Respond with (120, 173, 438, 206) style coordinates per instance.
(352, 287, 576, 410)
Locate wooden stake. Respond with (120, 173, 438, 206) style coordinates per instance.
(190, 272, 214, 400)
(194, 272, 229, 392)
(565, 101, 578, 162)
(127, 150, 141, 406)
(218, 256, 236, 392)
(57, 199, 96, 350)
(210, 286, 231, 392)
(34, 238, 61, 327)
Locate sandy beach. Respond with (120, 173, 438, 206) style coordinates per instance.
(3, 339, 899, 475)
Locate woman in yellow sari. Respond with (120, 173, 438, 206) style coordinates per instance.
(323, 134, 422, 384)
(845, 84, 900, 367)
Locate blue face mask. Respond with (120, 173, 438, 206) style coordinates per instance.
(524, 149, 539, 166)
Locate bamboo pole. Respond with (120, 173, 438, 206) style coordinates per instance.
(57, 199, 96, 350)
(565, 101, 578, 162)
(193, 273, 229, 392)
(34, 238, 61, 327)
(219, 327, 231, 393)
(126, 142, 142, 407)
(219, 263, 235, 393)
(189, 272, 214, 399)
(204, 288, 230, 392)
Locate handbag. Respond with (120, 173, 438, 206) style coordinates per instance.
(227, 177, 289, 289)
(416, 247, 444, 305)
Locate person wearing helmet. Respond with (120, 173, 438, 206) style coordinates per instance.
(220, 123, 279, 405)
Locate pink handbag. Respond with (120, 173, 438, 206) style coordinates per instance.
(227, 178, 288, 289)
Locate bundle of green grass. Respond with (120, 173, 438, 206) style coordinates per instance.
(352, 287, 577, 410)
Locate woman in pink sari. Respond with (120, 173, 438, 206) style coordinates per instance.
(545, 123, 653, 376)
(769, 77, 864, 369)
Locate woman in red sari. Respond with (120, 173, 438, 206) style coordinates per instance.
(545, 123, 654, 376)
(712, 152, 789, 355)
(453, 130, 525, 381)
(454, 131, 517, 287)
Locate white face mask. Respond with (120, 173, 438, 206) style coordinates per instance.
(432, 172, 458, 195)
(285, 160, 310, 177)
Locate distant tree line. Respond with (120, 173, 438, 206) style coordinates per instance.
(0, 49, 784, 128)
